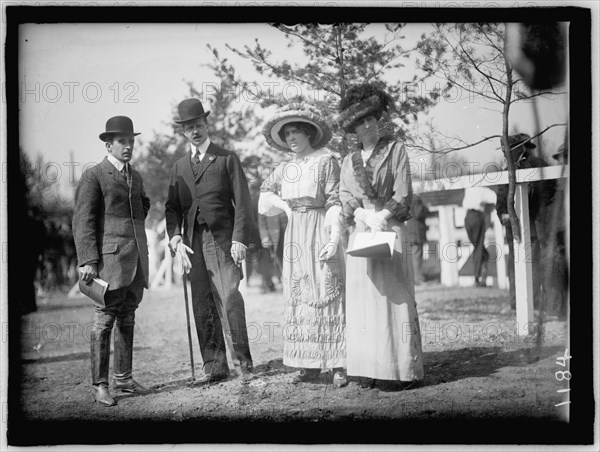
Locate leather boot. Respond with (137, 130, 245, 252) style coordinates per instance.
(92, 383, 117, 407)
(90, 328, 116, 406)
(91, 328, 112, 386)
(113, 324, 151, 395)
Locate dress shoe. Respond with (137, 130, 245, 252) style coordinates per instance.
(332, 369, 348, 388)
(358, 378, 375, 389)
(396, 380, 420, 390)
(379, 379, 421, 392)
(113, 378, 152, 395)
(92, 384, 117, 407)
(195, 372, 229, 385)
(239, 364, 254, 381)
(291, 368, 320, 384)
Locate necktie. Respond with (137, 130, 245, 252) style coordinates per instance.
(122, 163, 132, 189)
(193, 151, 202, 176)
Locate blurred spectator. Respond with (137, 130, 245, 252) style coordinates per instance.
(42, 220, 62, 293)
(462, 187, 497, 287)
(22, 207, 45, 313)
(259, 210, 287, 285)
(406, 194, 429, 285)
(242, 155, 280, 293)
(552, 142, 568, 165)
(544, 145, 568, 319)
(495, 133, 556, 309)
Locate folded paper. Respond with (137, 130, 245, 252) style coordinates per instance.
(346, 231, 396, 258)
(79, 277, 109, 307)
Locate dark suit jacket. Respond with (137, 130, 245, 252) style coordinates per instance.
(165, 142, 252, 252)
(406, 194, 429, 243)
(495, 156, 554, 214)
(72, 157, 150, 290)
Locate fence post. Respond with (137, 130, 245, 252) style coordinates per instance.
(514, 182, 535, 335)
(438, 205, 458, 287)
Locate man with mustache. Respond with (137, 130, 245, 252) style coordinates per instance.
(73, 116, 152, 406)
(165, 98, 254, 384)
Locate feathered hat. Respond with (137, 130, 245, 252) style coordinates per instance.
(336, 83, 394, 133)
(262, 103, 333, 152)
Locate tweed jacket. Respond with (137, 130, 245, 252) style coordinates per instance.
(165, 142, 252, 252)
(72, 157, 150, 290)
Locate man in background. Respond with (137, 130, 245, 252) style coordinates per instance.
(406, 194, 429, 285)
(495, 133, 556, 309)
(462, 186, 497, 287)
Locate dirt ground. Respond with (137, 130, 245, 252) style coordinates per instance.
(11, 275, 573, 446)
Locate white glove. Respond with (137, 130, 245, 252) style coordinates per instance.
(318, 222, 341, 262)
(355, 208, 388, 232)
(354, 207, 368, 223)
(365, 210, 388, 232)
(230, 241, 247, 265)
(175, 243, 194, 275)
(261, 192, 292, 218)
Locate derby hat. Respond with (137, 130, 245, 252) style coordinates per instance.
(99, 116, 140, 142)
(175, 98, 211, 124)
(500, 132, 537, 150)
(262, 103, 332, 153)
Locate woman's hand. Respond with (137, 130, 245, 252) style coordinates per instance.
(318, 241, 338, 262)
(365, 210, 388, 232)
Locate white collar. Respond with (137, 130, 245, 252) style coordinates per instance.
(191, 139, 211, 157)
(107, 154, 127, 172)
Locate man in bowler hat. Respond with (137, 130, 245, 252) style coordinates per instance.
(165, 98, 254, 384)
(72, 116, 152, 406)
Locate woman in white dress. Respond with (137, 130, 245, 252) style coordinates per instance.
(259, 103, 347, 386)
(336, 83, 424, 389)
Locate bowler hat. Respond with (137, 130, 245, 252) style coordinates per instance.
(500, 133, 537, 150)
(99, 116, 140, 142)
(175, 98, 211, 124)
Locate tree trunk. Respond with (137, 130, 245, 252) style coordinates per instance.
(503, 54, 521, 242)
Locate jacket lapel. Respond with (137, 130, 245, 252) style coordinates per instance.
(194, 143, 217, 183)
(182, 151, 196, 192)
(101, 157, 130, 193)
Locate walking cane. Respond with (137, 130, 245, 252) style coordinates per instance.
(181, 272, 196, 382)
(170, 246, 195, 382)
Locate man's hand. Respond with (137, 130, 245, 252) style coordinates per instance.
(501, 213, 510, 224)
(231, 242, 247, 265)
(261, 237, 273, 249)
(169, 235, 183, 254)
(79, 263, 98, 284)
(175, 243, 194, 275)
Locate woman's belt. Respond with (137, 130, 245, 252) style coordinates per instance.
(290, 205, 325, 213)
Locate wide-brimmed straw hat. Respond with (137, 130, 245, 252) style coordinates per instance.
(99, 116, 140, 142)
(262, 103, 333, 152)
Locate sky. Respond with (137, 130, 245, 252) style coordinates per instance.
(17, 21, 569, 195)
